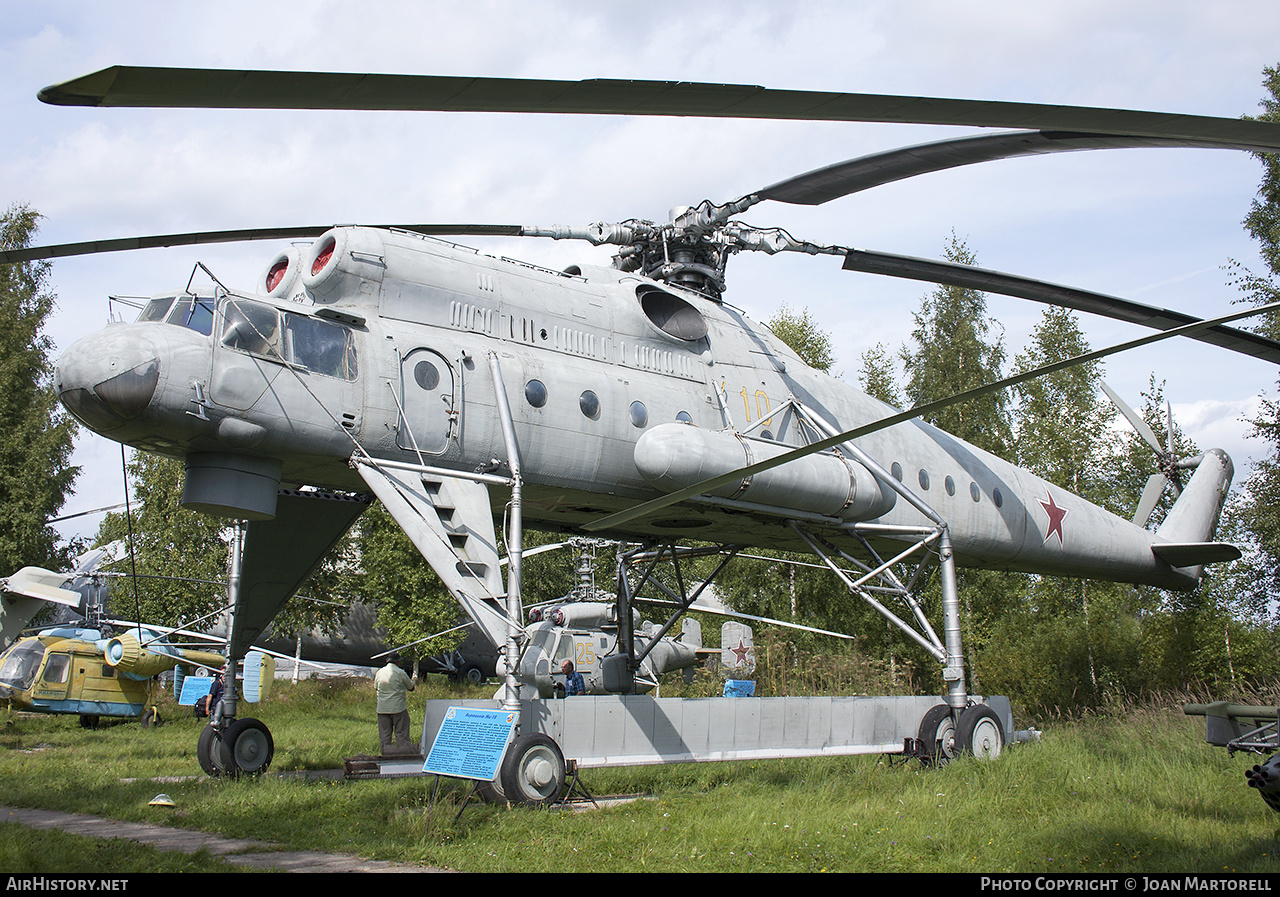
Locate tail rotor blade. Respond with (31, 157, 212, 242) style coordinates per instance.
(1100, 382, 1165, 456)
(1133, 474, 1168, 527)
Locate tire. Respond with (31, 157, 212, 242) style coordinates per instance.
(955, 704, 1005, 760)
(916, 704, 956, 766)
(197, 724, 223, 777)
(218, 718, 275, 778)
(141, 708, 162, 728)
(499, 733, 566, 807)
(462, 665, 486, 685)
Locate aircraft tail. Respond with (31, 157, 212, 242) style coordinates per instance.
(1151, 448, 1240, 572)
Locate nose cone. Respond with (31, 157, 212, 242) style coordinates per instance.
(55, 326, 161, 434)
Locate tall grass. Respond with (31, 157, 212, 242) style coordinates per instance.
(2, 676, 1278, 873)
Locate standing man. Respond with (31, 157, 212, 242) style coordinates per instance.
(375, 653, 418, 756)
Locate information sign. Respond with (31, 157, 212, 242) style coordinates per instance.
(424, 706, 518, 780)
(178, 676, 213, 706)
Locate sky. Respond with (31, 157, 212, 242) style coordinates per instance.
(3, 1, 1280, 547)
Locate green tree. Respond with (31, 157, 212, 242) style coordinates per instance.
(900, 233, 1012, 456)
(766, 305, 836, 373)
(857, 342, 902, 407)
(1230, 63, 1280, 622)
(0, 204, 79, 573)
(1238, 63, 1280, 329)
(96, 453, 227, 628)
(1010, 308, 1116, 499)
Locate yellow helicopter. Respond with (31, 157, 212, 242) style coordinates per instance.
(0, 623, 273, 730)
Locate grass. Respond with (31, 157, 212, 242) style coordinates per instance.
(2, 677, 1279, 873)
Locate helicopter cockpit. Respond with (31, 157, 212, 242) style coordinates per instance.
(0, 638, 46, 694)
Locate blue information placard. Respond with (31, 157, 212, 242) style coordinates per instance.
(424, 706, 518, 780)
(178, 676, 213, 706)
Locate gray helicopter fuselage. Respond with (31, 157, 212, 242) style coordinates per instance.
(54, 226, 1221, 591)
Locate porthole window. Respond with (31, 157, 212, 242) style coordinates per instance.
(970, 482, 981, 502)
(890, 462, 903, 482)
(579, 390, 600, 420)
(629, 401, 648, 428)
(413, 360, 440, 391)
(918, 469, 930, 490)
(993, 487, 1004, 508)
(675, 411, 693, 424)
(525, 379, 547, 408)
(945, 476, 956, 497)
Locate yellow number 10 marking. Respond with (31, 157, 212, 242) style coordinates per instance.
(739, 386, 773, 427)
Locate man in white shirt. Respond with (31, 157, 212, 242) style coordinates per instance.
(374, 653, 418, 756)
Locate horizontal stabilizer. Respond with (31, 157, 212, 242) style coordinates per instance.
(1151, 542, 1241, 567)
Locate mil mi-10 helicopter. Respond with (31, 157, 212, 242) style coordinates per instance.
(13, 66, 1280, 801)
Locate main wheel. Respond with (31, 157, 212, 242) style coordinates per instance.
(955, 705, 1005, 759)
(217, 718, 275, 778)
(916, 704, 956, 766)
(499, 733, 566, 806)
(197, 723, 223, 777)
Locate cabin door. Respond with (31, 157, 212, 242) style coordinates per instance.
(395, 347, 456, 456)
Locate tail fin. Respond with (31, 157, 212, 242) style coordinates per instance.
(1152, 449, 1240, 572)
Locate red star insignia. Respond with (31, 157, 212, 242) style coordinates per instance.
(731, 640, 751, 663)
(1040, 492, 1068, 545)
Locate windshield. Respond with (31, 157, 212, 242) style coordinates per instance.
(0, 640, 46, 690)
(136, 294, 215, 335)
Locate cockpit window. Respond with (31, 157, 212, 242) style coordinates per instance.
(0, 640, 46, 690)
(167, 297, 216, 336)
(285, 314, 359, 381)
(221, 298, 282, 359)
(137, 297, 175, 323)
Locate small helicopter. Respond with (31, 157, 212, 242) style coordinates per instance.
(0, 623, 273, 730)
(0, 543, 273, 733)
(15, 66, 1280, 792)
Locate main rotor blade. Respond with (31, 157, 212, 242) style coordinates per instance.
(757, 130, 1280, 207)
(585, 297, 1280, 534)
(38, 66, 1280, 148)
(842, 248, 1280, 366)
(0, 224, 526, 264)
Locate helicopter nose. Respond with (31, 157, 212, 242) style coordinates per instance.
(55, 326, 161, 433)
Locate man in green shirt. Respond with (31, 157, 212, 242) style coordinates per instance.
(374, 653, 418, 756)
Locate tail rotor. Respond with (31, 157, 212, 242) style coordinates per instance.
(1101, 383, 1197, 526)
